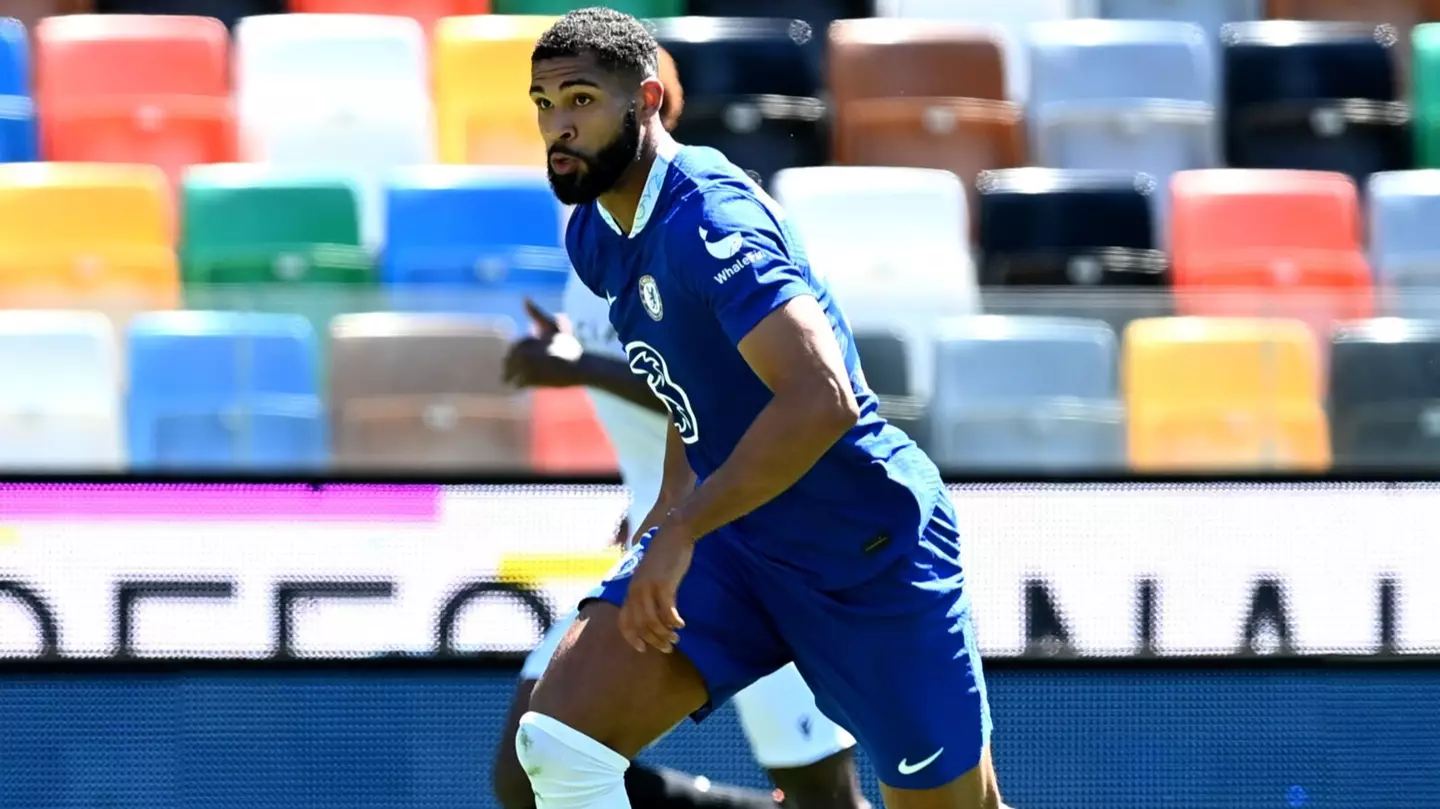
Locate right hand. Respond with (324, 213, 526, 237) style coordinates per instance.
(502, 298, 587, 389)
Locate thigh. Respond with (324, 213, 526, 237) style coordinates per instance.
(771, 501, 994, 793)
(531, 534, 789, 758)
(520, 608, 576, 681)
(879, 747, 1001, 809)
(732, 663, 856, 770)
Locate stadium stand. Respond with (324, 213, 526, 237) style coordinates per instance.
(2, 2, 1440, 472)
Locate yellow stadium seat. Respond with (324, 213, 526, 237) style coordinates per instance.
(0, 163, 178, 309)
(434, 15, 556, 166)
(1123, 317, 1331, 471)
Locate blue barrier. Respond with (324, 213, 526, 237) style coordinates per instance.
(1, 661, 1437, 809)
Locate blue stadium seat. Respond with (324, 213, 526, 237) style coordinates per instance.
(1223, 21, 1411, 186)
(1330, 319, 1440, 468)
(382, 166, 569, 327)
(1367, 170, 1440, 316)
(1096, 0, 1261, 41)
(650, 17, 827, 184)
(1028, 20, 1219, 235)
(928, 315, 1125, 472)
(976, 168, 1164, 287)
(126, 311, 327, 470)
(0, 18, 38, 162)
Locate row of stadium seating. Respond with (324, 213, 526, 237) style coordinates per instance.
(4, 12, 1440, 205)
(9, 309, 1437, 473)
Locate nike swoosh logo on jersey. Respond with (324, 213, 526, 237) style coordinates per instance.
(896, 748, 944, 776)
(698, 226, 744, 260)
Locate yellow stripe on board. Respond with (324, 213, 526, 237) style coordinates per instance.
(0, 527, 17, 546)
(498, 551, 620, 584)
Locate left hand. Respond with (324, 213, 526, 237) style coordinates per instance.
(618, 518, 694, 654)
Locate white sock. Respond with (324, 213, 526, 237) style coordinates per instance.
(516, 712, 632, 809)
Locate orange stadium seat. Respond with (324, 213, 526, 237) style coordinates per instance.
(35, 15, 235, 187)
(1169, 169, 1373, 336)
(434, 15, 556, 166)
(529, 388, 618, 473)
(1124, 316, 1331, 471)
(0, 162, 178, 311)
(829, 20, 1018, 231)
(328, 313, 532, 471)
(290, 0, 492, 34)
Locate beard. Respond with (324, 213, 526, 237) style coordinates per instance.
(546, 105, 642, 206)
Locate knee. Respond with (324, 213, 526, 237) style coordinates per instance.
(515, 711, 631, 808)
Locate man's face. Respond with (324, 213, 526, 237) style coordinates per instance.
(531, 53, 642, 205)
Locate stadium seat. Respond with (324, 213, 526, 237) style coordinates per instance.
(493, 0, 679, 12)
(1097, 0, 1261, 41)
(35, 15, 233, 187)
(0, 18, 38, 163)
(1223, 21, 1411, 186)
(976, 168, 1163, 286)
(1169, 169, 1373, 336)
(1267, 0, 1439, 92)
(828, 19, 1020, 220)
(772, 166, 980, 403)
(1367, 170, 1440, 315)
(328, 313, 532, 471)
(686, 0, 870, 41)
(0, 311, 123, 470)
(1124, 316, 1330, 471)
(1027, 20, 1219, 237)
(288, 0, 492, 34)
(234, 14, 435, 246)
(0, 162, 178, 310)
(180, 164, 374, 287)
(651, 17, 826, 185)
(434, 14, 554, 166)
(1329, 318, 1440, 467)
(126, 311, 327, 470)
(853, 328, 929, 449)
(873, 0, 1085, 103)
(529, 388, 617, 473)
(383, 166, 569, 326)
(929, 315, 1125, 472)
(94, 1, 282, 29)
(1412, 23, 1440, 167)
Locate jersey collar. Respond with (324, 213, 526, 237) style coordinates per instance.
(597, 139, 679, 239)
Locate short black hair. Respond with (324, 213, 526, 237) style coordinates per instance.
(532, 7, 660, 82)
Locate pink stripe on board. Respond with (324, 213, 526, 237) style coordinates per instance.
(0, 484, 441, 522)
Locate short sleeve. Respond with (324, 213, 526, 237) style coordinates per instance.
(668, 191, 814, 345)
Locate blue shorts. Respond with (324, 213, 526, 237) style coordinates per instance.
(585, 495, 992, 790)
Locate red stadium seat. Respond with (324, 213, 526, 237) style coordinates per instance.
(529, 388, 618, 474)
(289, 0, 492, 35)
(35, 15, 235, 187)
(1169, 169, 1374, 343)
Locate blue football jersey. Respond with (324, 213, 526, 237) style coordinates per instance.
(566, 145, 944, 589)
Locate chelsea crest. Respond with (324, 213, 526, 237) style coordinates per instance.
(638, 275, 664, 321)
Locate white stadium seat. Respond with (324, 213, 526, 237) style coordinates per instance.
(771, 166, 980, 399)
(0, 310, 123, 470)
(234, 14, 437, 248)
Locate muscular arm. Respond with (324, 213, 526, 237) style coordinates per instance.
(665, 295, 859, 541)
(572, 353, 668, 416)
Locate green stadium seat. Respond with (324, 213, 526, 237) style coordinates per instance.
(490, 0, 681, 15)
(179, 164, 375, 287)
(1414, 24, 1440, 167)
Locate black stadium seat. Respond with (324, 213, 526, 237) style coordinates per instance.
(651, 17, 828, 185)
(1330, 319, 1440, 468)
(95, 0, 283, 28)
(1222, 20, 1412, 186)
(684, 0, 871, 49)
(975, 168, 1166, 287)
